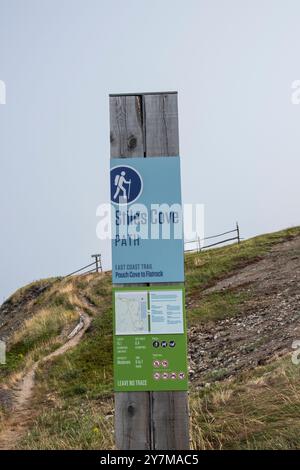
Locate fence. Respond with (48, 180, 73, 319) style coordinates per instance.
(64, 254, 102, 278)
(64, 224, 241, 277)
(184, 222, 241, 253)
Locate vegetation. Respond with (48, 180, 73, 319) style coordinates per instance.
(190, 358, 300, 450)
(0, 226, 299, 449)
(185, 226, 299, 293)
(188, 290, 250, 323)
(186, 225, 299, 325)
(0, 279, 84, 383)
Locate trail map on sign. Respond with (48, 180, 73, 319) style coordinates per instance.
(115, 291, 148, 335)
(113, 286, 188, 392)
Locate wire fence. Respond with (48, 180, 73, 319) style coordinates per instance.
(184, 222, 241, 253)
(64, 255, 102, 278)
(63, 224, 241, 277)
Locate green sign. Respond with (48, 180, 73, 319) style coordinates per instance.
(113, 286, 188, 391)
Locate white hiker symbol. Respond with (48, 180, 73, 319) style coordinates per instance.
(113, 171, 131, 201)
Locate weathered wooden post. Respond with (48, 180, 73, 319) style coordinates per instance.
(236, 222, 240, 244)
(109, 92, 189, 450)
(91, 254, 102, 273)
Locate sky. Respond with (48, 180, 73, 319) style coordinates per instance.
(0, 0, 299, 302)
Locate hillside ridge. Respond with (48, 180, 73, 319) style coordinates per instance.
(0, 226, 299, 449)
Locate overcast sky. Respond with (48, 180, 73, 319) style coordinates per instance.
(0, 0, 299, 302)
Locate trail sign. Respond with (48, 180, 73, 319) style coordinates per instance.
(110, 157, 184, 284)
(113, 286, 188, 392)
(110, 92, 189, 450)
(111, 164, 143, 205)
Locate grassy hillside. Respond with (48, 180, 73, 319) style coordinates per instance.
(190, 356, 300, 450)
(0, 226, 299, 449)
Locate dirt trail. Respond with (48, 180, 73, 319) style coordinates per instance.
(189, 235, 300, 386)
(0, 312, 91, 450)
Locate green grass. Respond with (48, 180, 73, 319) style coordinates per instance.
(190, 357, 300, 450)
(0, 284, 80, 381)
(20, 398, 114, 450)
(189, 290, 250, 323)
(186, 226, 299, 324)
(1, 225, 299, 449)
(33, 274, 113, 397)
(185, 226, 299, 294)
(17, 273, 114, 449)
(38, 312, 113, 399)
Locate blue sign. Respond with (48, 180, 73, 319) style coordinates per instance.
(110, 157, 184, 284)
(110, 165, 143, 205)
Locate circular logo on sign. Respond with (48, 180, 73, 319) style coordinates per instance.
(110, 165, 143, 205)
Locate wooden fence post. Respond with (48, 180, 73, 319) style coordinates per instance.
(236, 221, 240, 244)
(109, 92, 190, 450)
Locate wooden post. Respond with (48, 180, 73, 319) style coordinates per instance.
(236, 221, 240, 244)
(198, 236, 202, 253)
(91, 254, 101, 272)
(109, 92, 189, 450)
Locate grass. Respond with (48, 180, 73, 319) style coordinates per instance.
(185, 226, 299, 295)
(188, 290, 250, 323)
(20, 398, 114, 450)
(33, 273, 113, 398)
(0, 280, 83, 383)
(190, 357, 300, 450)
(37, 312, 113, 399)
(12, 307, 77, 353)
(2, 278, 57, 306)
(17, 273, 114, 449)
(186, 225, 300, 325)
(1, 225, 299, 449)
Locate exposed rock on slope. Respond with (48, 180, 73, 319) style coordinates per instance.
(189, 235, 300, 385)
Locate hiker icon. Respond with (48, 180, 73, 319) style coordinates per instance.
(110, 165, 143, 205)
(113, 171, 131, 201)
